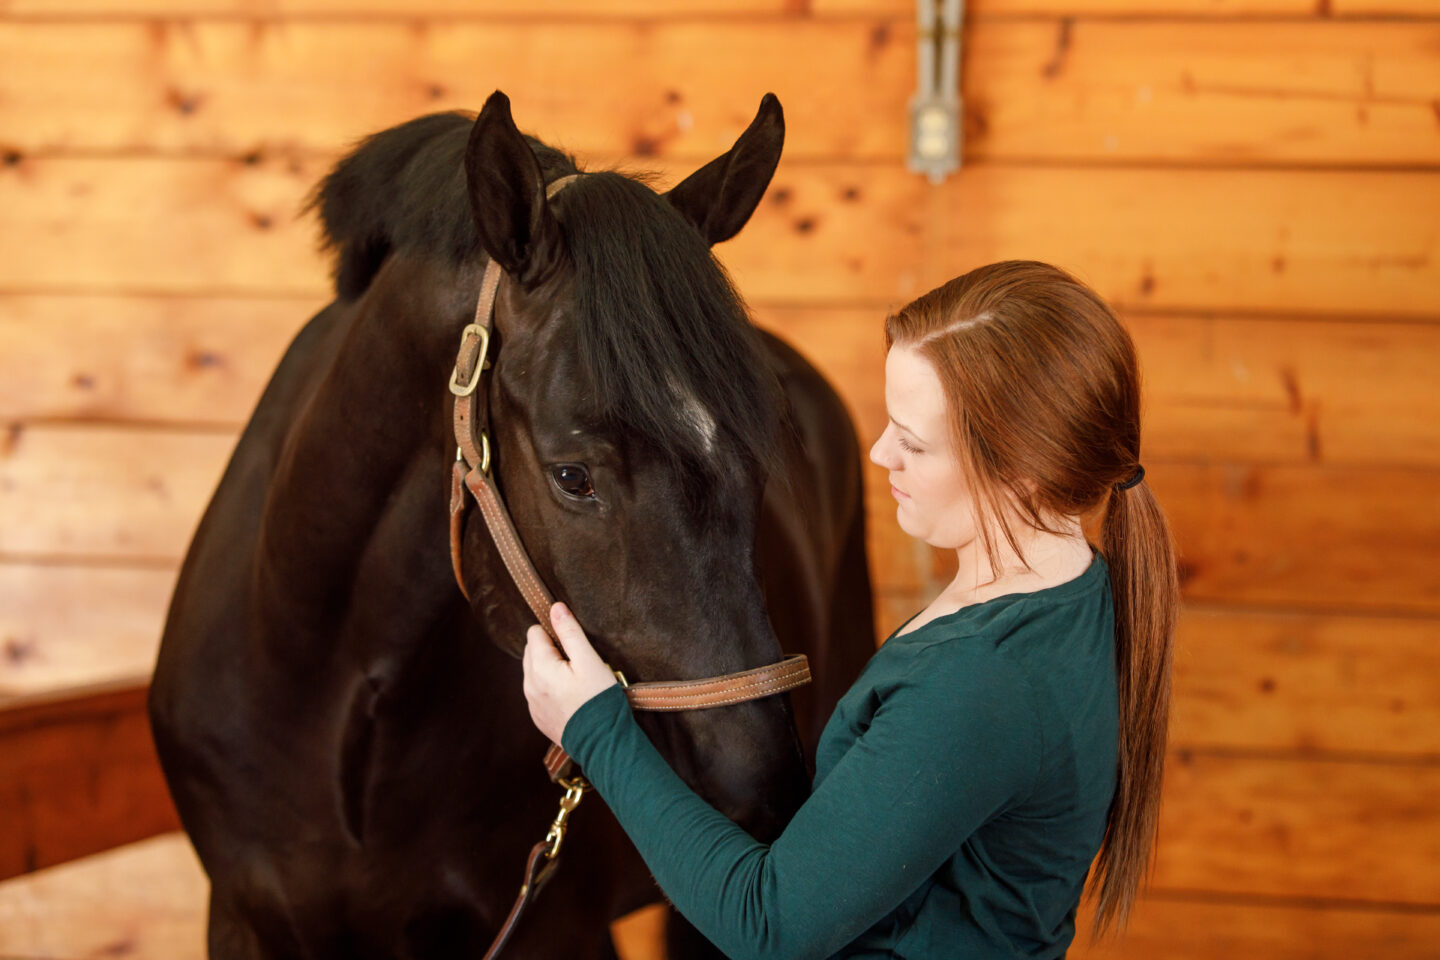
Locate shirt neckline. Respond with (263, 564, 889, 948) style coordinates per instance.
(886, 548, 1108, 643)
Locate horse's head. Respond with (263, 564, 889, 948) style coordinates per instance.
(456, 91, 806, 837)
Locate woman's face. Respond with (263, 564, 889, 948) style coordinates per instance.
(868, 344, 979, 549)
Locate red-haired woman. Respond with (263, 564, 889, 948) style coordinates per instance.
(523, 260, 1180, 959)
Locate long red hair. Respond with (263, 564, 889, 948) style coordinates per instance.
(885, 260, 1179, 934)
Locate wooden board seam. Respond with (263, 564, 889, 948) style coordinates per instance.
(3, 11, 1440, 23)
(1172, 745, 1440, 767)
(1142, 885, 1440, 914)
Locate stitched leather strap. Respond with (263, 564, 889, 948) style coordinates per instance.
(624, 654, 812, 711)
(481, 840, 561, 960)
(465, 467, 557, 628)
(449, 463, 470, 601)
(538, 655, 812, 779)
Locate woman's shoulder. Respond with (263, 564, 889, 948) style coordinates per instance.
(875, 551, 1114, 715)
(888, 548, 1110, 648)
(871, 626, 1044, 726)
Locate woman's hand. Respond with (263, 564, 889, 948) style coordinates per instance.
(522, 602, 619, 745)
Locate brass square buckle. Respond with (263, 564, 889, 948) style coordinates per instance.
(448, 324, 491, 397)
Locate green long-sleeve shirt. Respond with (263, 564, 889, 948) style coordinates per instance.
(563, 549, 1118, 959)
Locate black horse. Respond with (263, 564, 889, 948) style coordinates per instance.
(150, 91, 874, 959)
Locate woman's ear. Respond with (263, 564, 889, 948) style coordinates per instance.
(664, 93, 785, 246)
(465, 91, 564, 285)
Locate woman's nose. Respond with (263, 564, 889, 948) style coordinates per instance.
(869, 427, 897, 470)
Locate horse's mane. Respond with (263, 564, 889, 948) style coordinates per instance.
(309, 113, 784, 478)
(308, 111, 579, 300)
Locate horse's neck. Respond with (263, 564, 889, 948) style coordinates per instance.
(254, 257, 478, 653)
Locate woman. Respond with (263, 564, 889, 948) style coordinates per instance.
(522, 260, 1179, 959)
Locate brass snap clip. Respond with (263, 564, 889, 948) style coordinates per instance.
(543, 776, 589, 860)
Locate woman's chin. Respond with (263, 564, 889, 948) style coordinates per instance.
(894, 508, 921, 540)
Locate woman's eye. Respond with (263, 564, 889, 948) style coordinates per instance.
(898, 437, 922, 454)
(550, 464, 596, 500)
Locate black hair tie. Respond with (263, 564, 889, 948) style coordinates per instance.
(1115, 465, 1145, 491)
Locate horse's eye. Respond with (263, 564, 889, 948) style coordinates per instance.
(550, 464, 596, 501)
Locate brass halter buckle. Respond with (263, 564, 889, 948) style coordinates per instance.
(448, 323, 491, 397)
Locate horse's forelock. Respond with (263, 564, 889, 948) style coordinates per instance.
(551, 172, 785, 479)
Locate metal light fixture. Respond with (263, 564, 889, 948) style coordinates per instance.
(908, 0, 964, 183)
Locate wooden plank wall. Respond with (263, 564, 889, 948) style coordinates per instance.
(1, 0, 1438, 956)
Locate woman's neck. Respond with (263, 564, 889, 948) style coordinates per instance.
(945, 516, 1092, 608)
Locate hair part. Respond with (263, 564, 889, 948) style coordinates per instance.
(885, 259, 1179, 935)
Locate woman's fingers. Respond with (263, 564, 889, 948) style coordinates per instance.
(520, 604, 619, 744)
(549, 602, 606, 670)
(526, 623, 563, 665)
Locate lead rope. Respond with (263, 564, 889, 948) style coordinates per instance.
(479, 776, 588, 960)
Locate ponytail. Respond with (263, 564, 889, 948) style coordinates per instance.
(1090, 477, 1179, 933)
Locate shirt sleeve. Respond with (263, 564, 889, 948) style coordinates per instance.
(561, 643, 1043, 960)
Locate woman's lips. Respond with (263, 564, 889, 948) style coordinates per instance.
(890, 484, 909, 500)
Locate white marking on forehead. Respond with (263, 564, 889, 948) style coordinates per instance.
(668, 375, 718, 455)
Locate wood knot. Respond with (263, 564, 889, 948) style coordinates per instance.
(1042, 19, 1074, 80)
(165, 87, 205, 116)
(1175, 557, 1198, 589)
(98, 936, 138, 957)
(964, 107, 990, 140)
(1, 422, 22, 456)
(4, 637, 37, 665)
(868, 23, 891, 58)
(1278, 366, 1302, 413)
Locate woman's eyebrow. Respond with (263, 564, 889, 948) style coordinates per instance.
(890, 415, 925, 443)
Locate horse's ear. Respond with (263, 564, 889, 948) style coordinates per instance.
(465, 91, 562, 284)
(665, 93, 785, 246)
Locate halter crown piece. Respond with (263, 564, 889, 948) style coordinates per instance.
(445, 172, 812, 960)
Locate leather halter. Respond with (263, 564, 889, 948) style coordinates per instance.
(446, 174, 811, 957)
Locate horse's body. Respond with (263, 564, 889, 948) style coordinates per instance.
(150, 95, 874, 959)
